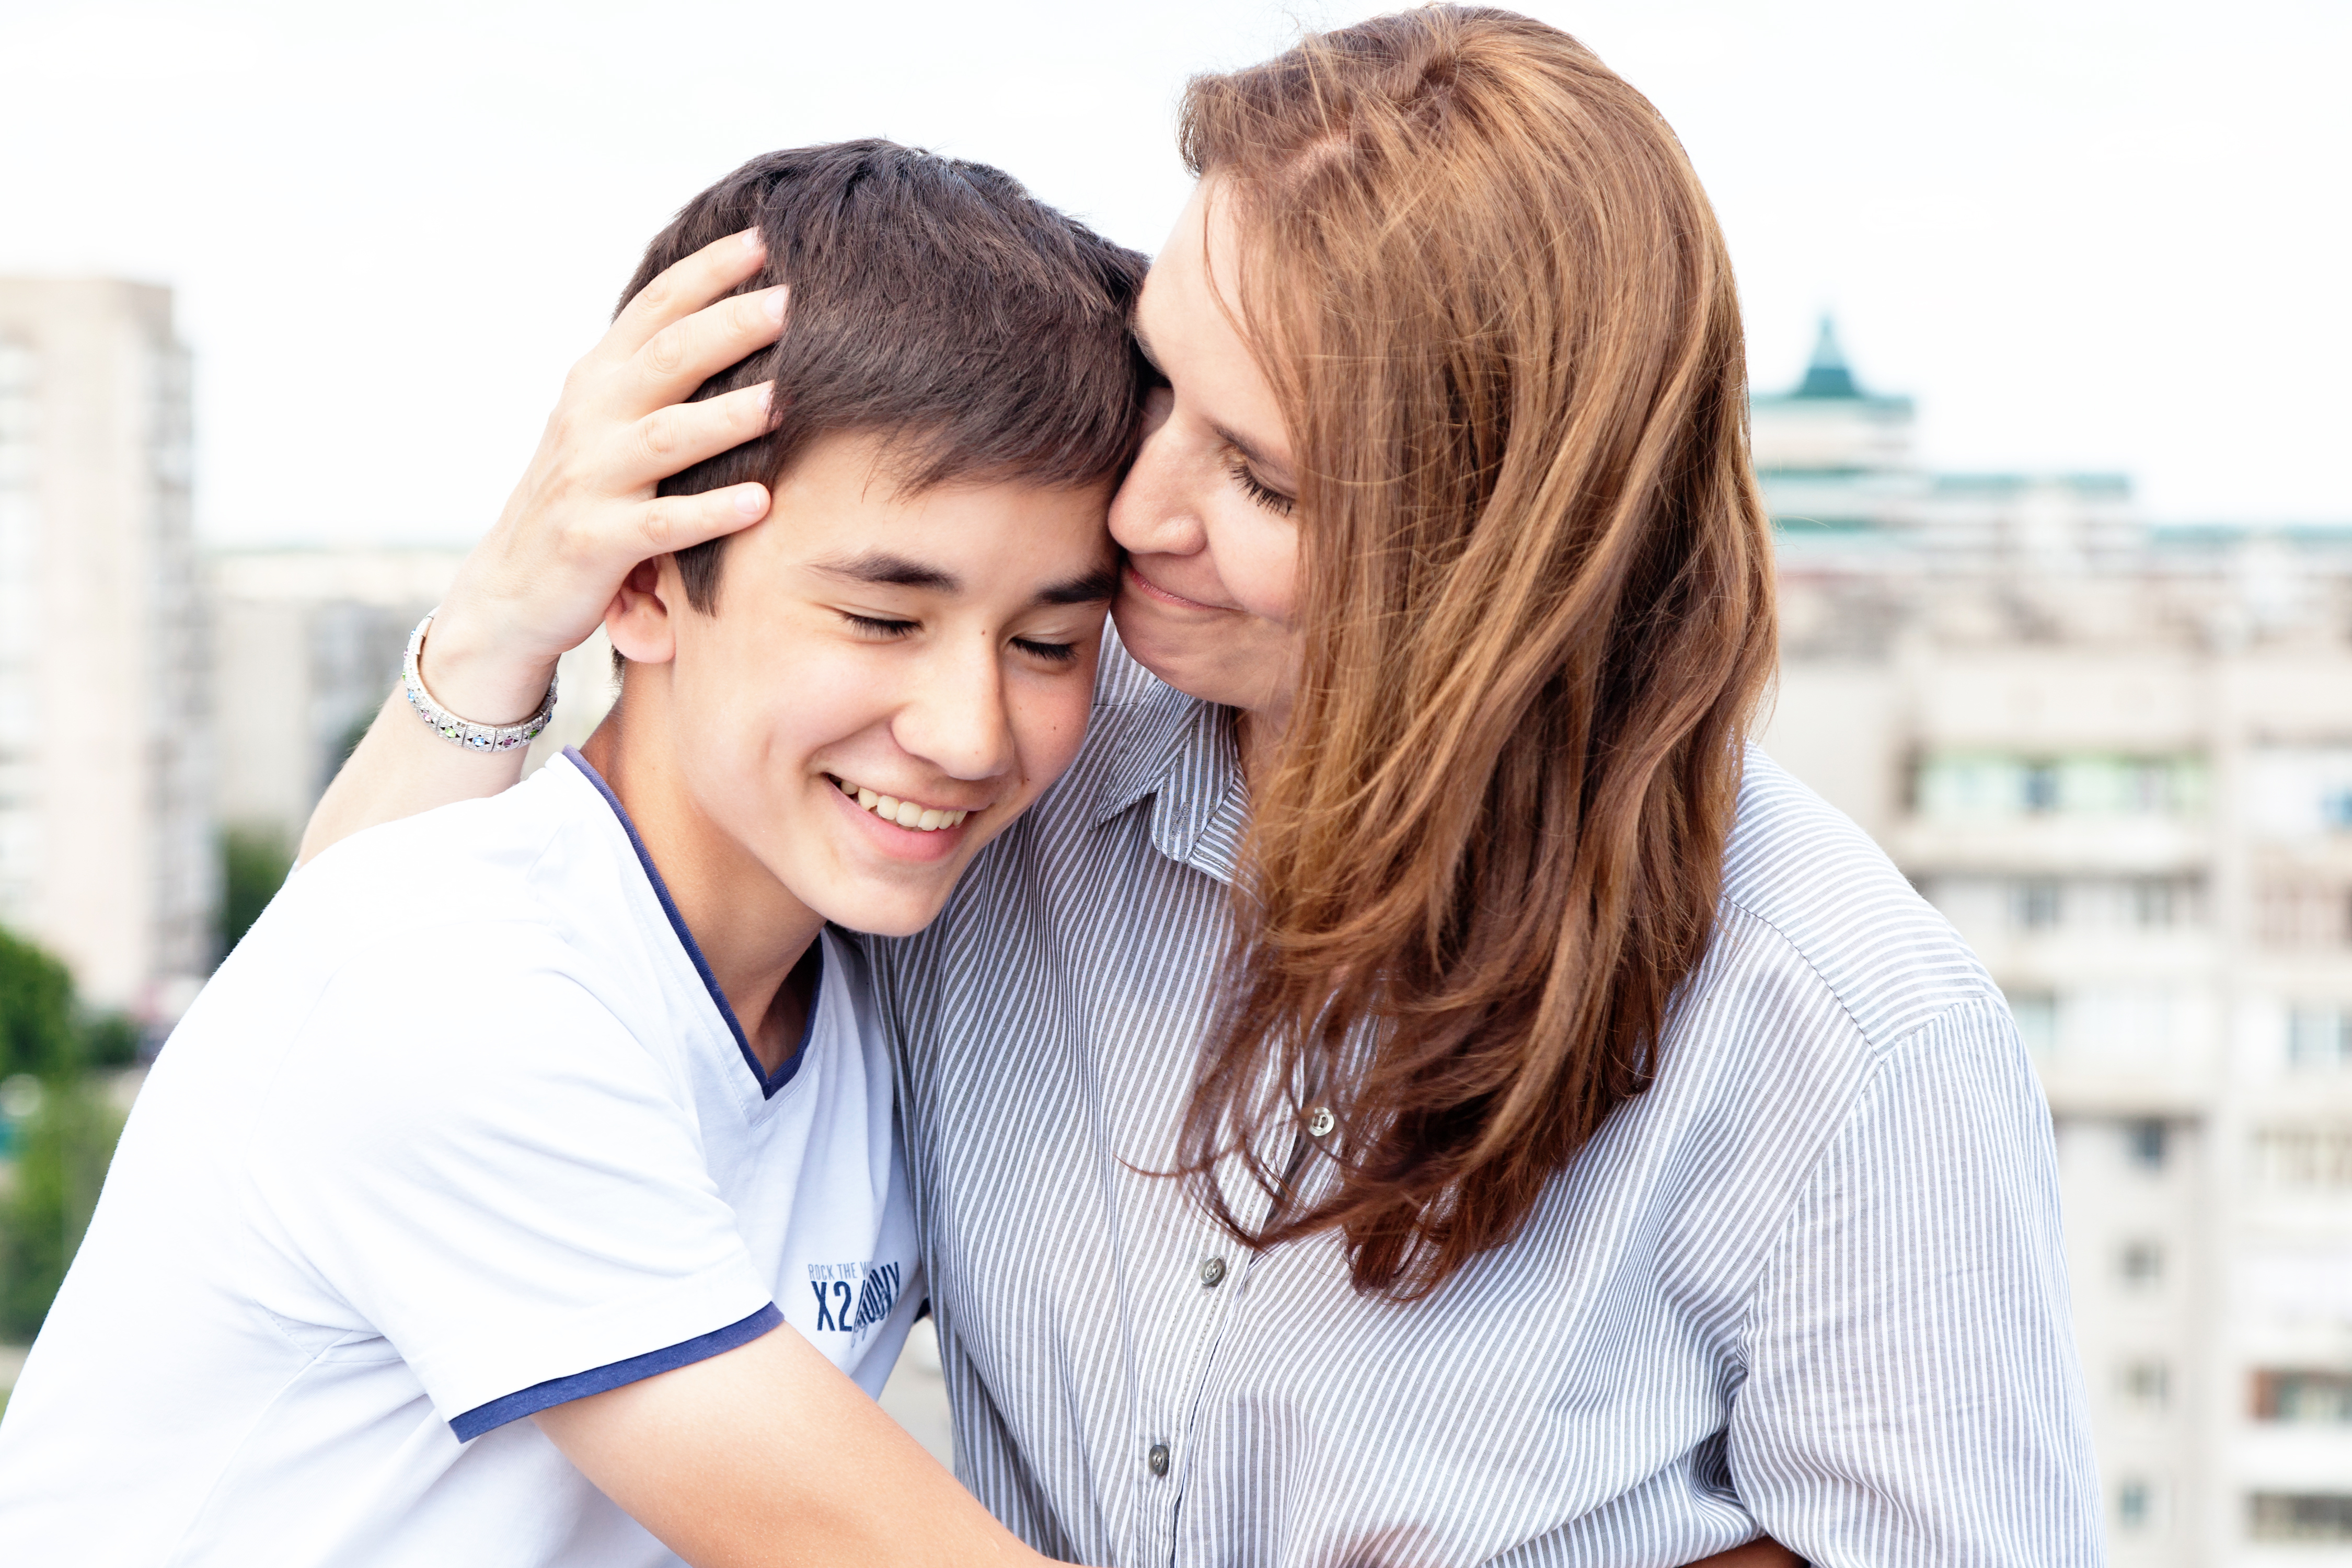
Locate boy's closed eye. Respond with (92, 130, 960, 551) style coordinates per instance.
(835, 608, 1084, 666)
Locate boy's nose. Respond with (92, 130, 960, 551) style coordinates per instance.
(893, 641, 1018, 786)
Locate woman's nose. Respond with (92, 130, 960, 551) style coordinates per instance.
(1110, 407, 1208, 560)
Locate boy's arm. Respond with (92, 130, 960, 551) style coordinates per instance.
(302, 228, 786, 864)
(535, 1321, 1043, 1568)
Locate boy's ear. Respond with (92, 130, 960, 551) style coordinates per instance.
(605, 557, 681, 666)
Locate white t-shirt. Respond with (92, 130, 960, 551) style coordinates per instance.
(0, 750, 921, 1567)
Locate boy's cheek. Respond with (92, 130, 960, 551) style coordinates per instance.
(1009, 677, 1101, 802)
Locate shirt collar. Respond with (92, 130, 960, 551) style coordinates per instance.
(1087, 640, 1250, 886)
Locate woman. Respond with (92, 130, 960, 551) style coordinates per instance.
(310, 9, 2097, 1563)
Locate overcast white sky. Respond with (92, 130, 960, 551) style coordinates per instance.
(3, 0, 2346, 542)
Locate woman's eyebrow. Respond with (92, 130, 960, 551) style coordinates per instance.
(1215, 422, 1296, 489)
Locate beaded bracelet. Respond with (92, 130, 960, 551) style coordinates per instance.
(401, 610, 558, 753)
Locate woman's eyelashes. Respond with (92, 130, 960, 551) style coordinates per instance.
(1223, 451, 1295, 517)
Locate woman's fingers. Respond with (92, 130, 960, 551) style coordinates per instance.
(604, 381, 778, 494)
(618, 283, 789, 415)
(633, 483, 773, 558)
(603, 226, 767, 360)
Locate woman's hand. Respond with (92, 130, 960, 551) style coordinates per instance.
(299, 228, 788, 863)
(425, 224, 787, 724)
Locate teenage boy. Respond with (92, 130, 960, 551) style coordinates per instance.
(0, 142, 1144, 1567)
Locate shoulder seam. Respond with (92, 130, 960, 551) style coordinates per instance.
(1727, 988, 2021, 1367)
(1715, 887, 1997, 1057)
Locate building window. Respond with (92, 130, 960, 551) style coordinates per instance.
(2259, 882, 2352, 947)
(2126, 1120, 2168, 1171)
(2117, 1479, 2153, 1531)
(2119, 1239, 2164, 1290)
(2288, 1008, 2352, 1070)
(1915, 754, 2206, 822)
(2010, 993, 2058, 1057)
(2131, 878, 2182, 927)
(2022, 762, 2061, 813)
(2250, 1493, 2352, 1543)
(2253, 1127, 2352, 1192)
(2120, 1359, 2170, 1412)
(2011, 879, 2062, 930)
(2252, 1369, 2352, 1424)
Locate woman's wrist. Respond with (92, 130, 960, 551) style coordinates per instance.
(411, 602, 564, 731)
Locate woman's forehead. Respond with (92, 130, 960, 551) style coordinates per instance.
(1136, 182, 1293, 471)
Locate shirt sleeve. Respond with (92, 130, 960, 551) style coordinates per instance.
(244, 921, 779, 1439)
(1727, 996, 2105, 1566)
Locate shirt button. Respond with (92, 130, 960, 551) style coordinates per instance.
(1199, 1256, 1227, 1287)
(1148, 1442, 1170, 1477)
(1307, 1106, 1335, 1137)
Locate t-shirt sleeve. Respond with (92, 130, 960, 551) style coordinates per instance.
(1727, 996, 2105, 1564)
(245, 923, 778, 1439)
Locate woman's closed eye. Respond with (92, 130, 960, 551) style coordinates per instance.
(1223, 450, 1295, 517)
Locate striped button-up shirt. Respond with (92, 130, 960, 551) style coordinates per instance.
(870, 639, 2102, 1567)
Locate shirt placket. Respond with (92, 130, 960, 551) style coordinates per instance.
(1132, 1073, 1329, 1566)
(1124, 713, 1271, 1565)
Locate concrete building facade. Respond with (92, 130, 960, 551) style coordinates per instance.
(209, 546, 615, 852)
(1758, 325, 2352, 1564)
(0, 280, 208, 1016)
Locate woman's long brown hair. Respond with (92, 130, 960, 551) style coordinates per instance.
(1175, 6, 1778, 1299)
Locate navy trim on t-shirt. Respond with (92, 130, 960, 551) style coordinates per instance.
(448, 1303, 783, 1442)
(564, 747, 817, 1099)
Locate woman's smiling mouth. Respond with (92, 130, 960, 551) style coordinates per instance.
(829, 775, 972, 833)
(1123, 562, 1227, 613)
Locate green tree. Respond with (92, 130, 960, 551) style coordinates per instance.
(0, 1076, 122, 1339)
(0, 926, 76, 1080)
(219, 824, 294, 956)
(0, 925, 133, 1339)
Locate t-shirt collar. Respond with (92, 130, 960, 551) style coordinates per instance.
(563, 747, 815, 1099)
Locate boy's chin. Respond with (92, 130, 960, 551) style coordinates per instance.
(806, 881, 958, 941)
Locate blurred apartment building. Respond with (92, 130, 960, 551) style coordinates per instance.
(209, 548, 614, 854)
(0, 275, 610, 1019)
(1757, 322, 2352, 1566)
(0, 280, 208, 1017)
(209, 547, 467, 851)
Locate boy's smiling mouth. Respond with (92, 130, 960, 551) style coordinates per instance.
(828, 775, 973, 833)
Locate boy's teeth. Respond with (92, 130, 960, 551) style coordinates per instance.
(831, 777, 969, 833)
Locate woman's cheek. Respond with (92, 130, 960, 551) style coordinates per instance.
(1214, 505, 1302, 627)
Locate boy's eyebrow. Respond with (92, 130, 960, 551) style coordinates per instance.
(810, 552, 1120, 608)
(810, 552, 961, 593)
(1035, 562, 1121, 607)
(1132, 319, 1165, 376)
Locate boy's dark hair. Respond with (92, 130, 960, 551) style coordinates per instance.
(621, 141, 1151, 612)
